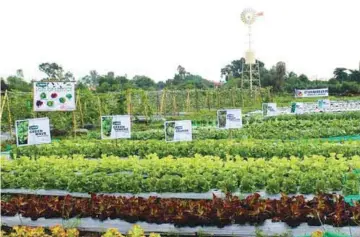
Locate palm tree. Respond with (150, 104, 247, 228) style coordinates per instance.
(333, 68, 348, 83)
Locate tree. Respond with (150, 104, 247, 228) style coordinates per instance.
(132, 75, 156, 89)
(6, 76, 31, 92)
(1, 78, 9, 92)
(348, 70, 360, 82)
(16, 69, 24, 78)
(274, 61, 286, 91)
(220, 58, 265, 82)
(333, 67, 348, 83)
(177, 65, 187, 79)
(39, 62, 64, 80)
(64, 72, 74, 81)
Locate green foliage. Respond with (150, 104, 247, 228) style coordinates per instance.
(3, 154, 359, 194)
(15, 120, 29, 145)
(10, 138, 360, 159)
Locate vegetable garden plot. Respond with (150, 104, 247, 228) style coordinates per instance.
(1, 194, 360, 228)
(2, 217, 359, 236)
(2, 155, 359, 195)
(9, 139, 360, 159)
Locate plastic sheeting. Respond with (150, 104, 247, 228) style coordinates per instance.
(2, 188, 343, 200)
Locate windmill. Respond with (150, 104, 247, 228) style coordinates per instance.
(240, 8, 263, 92)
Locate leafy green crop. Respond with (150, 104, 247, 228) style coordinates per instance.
(16, 120, 29, 145)
(2, 154, 359, 195)
(10, 138, 360, 159)
(101, 117, 113, 137)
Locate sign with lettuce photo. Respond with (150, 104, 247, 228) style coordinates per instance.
(33, 82, 75, 111)
(15, 117, 51, 146)
(164, 120, 192, 142)
(291, 102, 305, 114)
(262, 103, 278, 117)
(101, 115, 131, 139)
(217, 109, 242, 129)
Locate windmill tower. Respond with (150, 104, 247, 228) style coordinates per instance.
(240, 8, 263, 91)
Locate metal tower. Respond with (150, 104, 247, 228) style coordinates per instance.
(240, 8, 263, 91)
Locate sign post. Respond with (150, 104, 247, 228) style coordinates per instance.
(15, 117, 51, 147)
(164, 120, 192, 142)
(101, 115, 131, 140)
(33, 82, 76, 111)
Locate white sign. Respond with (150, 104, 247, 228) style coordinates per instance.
(294, 88, 328, 98)
(262, 103, 278, 117)
(165, 120, 192, 142)
(15, 117, 51, 147)
(291, 102, 305, 114)
(101, 115, 131, 139)
(34, 82, 76, 111)
(217, 109, 242, 129)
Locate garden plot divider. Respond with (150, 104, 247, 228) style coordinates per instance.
(0, 188, 342, 201)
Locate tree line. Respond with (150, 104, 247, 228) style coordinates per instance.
(1, 60, 360, 95)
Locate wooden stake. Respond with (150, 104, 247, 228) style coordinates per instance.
(172, 93, 177, 115)
(97, 96, 102, 123)
(186, 90, 190, 112)
(127, 90, 132, 115)
(77, 90, 84, 127)
(6, 92, 12, 136)
(160, 90, 166, 115)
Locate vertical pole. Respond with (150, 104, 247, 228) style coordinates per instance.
(6, 91, 13, 136)
(0, 91, 8, 123)
(160, 90, 166, 115)
(186, 90, 190, 112)
(72, 111, 77, 138)
(77, 90, 84, 128)
(127, 90, 132, 115)
(172, 93, 177, 116)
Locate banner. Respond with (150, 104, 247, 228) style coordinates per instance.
(291, 102, 304, 114)
(165, 120, 192, 142)
(262, 103, 278, 116)
(34, 82, 76, 111)
(15, 117, 51, 146)
(217, 109, 242, 129)
(101, 115, 131, 139)
(294, 88, 328, 98)
(318, 99, 330, 110)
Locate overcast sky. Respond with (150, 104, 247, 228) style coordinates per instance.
(1, 0, 359, 82)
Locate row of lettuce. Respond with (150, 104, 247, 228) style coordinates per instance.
(2, 193, 360, 227)
(2, 155, 359, 194)
(10, 139, 360, 159)
(3, 112, 360, 145)
(107, 118, 360, 140)
(1, 225, 159, 237)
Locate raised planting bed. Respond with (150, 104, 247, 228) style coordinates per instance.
(2, 155, 359, 195)
(1, 193, 360, 228)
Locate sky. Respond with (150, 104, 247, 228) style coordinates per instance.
(0, 0, 359, 82)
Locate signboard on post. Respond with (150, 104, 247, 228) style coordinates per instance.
(262, 103, 278, 117)
(217, 109, 242, 129)
(15, 117, 51, 146)
(101, 115, 131, 139)
(294, 88, 328, 98)
(33, 82, 76, 111)
(165, 120, 192, 142)
(291, 102, 305, 114)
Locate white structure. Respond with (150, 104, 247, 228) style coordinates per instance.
(240, 8, 263, 91)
